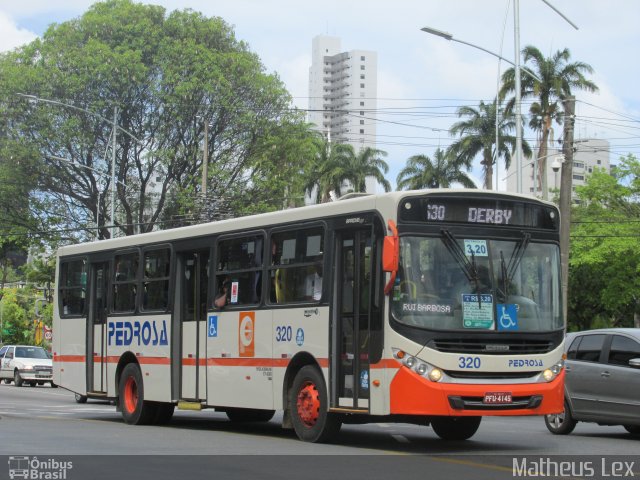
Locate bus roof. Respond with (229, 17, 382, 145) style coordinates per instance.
(56, 189, 555, 257)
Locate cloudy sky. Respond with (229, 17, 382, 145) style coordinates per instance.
(1, 0, 639, 189)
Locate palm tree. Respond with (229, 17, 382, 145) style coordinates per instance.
(448, 100, 531, 190)
(344, 146, 391, 194)
(396, 148, 476, 190)
(303, 137, 353, 203)
(500, 46, 598, 198)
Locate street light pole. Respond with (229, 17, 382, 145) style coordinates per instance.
(421, 26, 541, 194)
(514, 0, 523, 194)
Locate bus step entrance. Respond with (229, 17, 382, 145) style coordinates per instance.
(178, 401, 203, 411)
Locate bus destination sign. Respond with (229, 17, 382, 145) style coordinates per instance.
(400, 196, 559, 230)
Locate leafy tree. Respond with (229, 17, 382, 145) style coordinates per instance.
(0, 290, 30, 345)
(396, 148, 476, 190)
(448, 100, 531, 190)
(569, 154, 640, 329)
(1, 0, 309, 242)
(500, 46, 598, 198)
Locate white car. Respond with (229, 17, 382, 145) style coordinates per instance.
(0, 345, 55, 387)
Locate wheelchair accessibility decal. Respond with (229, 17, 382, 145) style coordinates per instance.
(497, 304, 519, 331)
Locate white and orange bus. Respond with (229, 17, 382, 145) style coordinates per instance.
(53, 189, 565, 442)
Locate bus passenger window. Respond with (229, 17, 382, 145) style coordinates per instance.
(269, 227, 324, 304)
(216, 235, 264, 307)
(58, 259, 87, 316)
(113, 253, 139, 313)
(142, 248, 171, 311)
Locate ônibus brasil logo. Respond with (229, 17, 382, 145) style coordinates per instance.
(8, 456, 73, 480)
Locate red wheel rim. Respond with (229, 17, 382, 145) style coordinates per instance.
(296, 380, 320, 427)
(124, 376, 138, 414)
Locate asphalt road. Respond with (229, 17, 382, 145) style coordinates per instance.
(1, 383, 638, 480)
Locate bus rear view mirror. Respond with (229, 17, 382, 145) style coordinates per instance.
(383, 220, 399, 295)
(382, 236, 398, 272)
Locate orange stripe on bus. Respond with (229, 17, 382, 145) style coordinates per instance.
(56, 355, 334, 369)
(54, 355, 85, 362)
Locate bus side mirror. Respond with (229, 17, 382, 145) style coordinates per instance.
(383, 220, 399, 295)
(382, 237, 398, 272)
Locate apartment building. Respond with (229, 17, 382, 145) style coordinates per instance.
(308, 35, 378, 195)
(505, 138, 610, 199)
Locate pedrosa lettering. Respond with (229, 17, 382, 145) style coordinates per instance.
(468, 208, 512, 224)
(508, 359, 543, 368)
(108, 320, 169, 346)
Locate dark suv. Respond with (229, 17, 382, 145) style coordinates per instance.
(545, 328, 640, 435)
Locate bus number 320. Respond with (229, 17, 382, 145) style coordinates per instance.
(275, 326, 292, 342)
(458, 356, 481, 369)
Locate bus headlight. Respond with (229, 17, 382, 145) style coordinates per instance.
(542, 360, 564, 382)
(405, 356, 416, 369)
(392, 348, 444, 382)
(428, 368, 443, 382)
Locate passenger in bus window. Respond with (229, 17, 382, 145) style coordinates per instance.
(214, 276, 230, 308)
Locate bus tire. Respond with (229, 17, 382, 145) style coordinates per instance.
(75, 393, 88, 404)
(544, 400, 576, 435)
(431, 416, 481, 441)
(290, 365, 341, 443)
(153, 403, 175, 425)
(14, 370, 23, 387)
(119, 363, 157, 425)
(624, 425, 640, 435)
(226, 408, 275, 423)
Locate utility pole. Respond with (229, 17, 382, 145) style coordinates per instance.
(110, 106, 118, 238)
(559, 96, 575, 325)
(202, 121, 208, 199)
(201, 121, 209, 221)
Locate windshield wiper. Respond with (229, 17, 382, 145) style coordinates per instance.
(498, 250, 509, 302)
(441, 229, 482, 307)
(504, 232, 530, 290)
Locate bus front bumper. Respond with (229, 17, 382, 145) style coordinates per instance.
(390, 366, 564, 416)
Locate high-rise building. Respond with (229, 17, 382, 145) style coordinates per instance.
(308, 35, 378, 194)
(504, 138, 610, 200)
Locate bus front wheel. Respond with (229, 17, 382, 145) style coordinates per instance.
(431, 416, 481, 441)
(118, 363, 157, 425)
(290, 365, 341, 443)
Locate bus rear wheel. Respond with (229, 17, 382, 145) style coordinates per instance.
(119, 363, 157, 425)
(431, 416, 481, 441)
(290, 365, 341, 443)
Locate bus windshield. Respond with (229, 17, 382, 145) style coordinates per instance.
(390, 234, 562, 332)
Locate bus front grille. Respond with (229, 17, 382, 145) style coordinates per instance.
(430, 339, 554, 355)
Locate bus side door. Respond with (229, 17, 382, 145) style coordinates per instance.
(333, 226, 376, 411)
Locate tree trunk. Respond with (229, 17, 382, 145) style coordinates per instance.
(634, 311, 640, 328)
(483, 150, 493, 190)
(538, 116, 553, 200)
